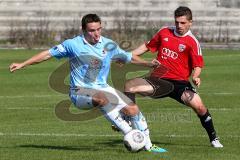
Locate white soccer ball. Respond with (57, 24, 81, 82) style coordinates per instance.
(123, 129, 146, 152)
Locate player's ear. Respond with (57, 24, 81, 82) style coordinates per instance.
(189, 20, 193, 26)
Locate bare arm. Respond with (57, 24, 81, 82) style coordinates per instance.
(131, 43, 149, 56)
(130, 43, 160, 67)
(192, 67, 202, 87)
(9, 50, 52, 72)
(131, 54, 160, 67)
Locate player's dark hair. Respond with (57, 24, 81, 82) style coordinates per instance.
(174, 6, 192, 21)
(81, 14, 101, 30)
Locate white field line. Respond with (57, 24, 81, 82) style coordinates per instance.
(209, 92, 235, 95)
(1, 107, 239, 111)
(0, 95, 65, 99)
(0, 92, 238, 99)
(2, 107, 52, 110)
(145, 108, 240, 111)
(206, 54, 240, 58)
(144, 54, 240, 59)
(0, 132, 239, 138)
(0, 92, 238, 110)
(0, 93, 239, 110)
(0, 132, 120, 137)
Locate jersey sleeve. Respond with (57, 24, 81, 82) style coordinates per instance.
(111, 44, 132, 63)
(190, 39, 204, 68)
(145, 29, 162, 53)
(49, 40, 71, 59)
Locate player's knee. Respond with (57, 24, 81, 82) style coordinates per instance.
(92, 92, 109, 107)
(196, 105, 207, 115)
(189, 103, 207, 115)
(122, 104, 139, 116)
(182, 92, 207, 115)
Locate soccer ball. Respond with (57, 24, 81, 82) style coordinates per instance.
(123, 129, 146, 152)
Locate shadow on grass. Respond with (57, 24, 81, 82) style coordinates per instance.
(18, 144, 101, 151)
(97, 139, 177, 147)
(95, 139, 122, 146)
(14, 139, 207, 152)
(152, 141, 207, 147)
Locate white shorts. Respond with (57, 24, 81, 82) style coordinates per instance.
(69, 86, 132, 111)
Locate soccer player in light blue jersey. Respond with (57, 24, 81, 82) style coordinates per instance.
(9, 14, 166, 153)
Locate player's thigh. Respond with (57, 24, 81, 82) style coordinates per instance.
(181, 90, 206, 114)
(125, 78, 154, 95)
(102, 87, 139, 116)
(100, 86, 133, 111)
(70, 86, 138, 112)
(70, 87, 111, 108)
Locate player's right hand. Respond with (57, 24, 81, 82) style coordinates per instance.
(150, 59, 161, 68)
(9, 63, 24, 72)
(192, 77, 201, 88)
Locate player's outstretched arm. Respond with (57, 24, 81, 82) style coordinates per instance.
(131, 43, 149, 56)
(131, 43, 160, 67)
(131, 55, 160, 68)
(9, 50, 52, 73)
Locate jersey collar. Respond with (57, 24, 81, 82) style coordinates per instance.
(173, 27, 191, 37)
(82, 35, 102, 45)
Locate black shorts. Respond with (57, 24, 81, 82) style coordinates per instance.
(144, 77, 197, 104)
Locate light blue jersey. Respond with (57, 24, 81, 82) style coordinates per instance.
(49, 35, 132, 89)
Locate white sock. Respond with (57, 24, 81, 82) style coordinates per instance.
(100, 103, 132, 135)
(130, 112, 152, 150)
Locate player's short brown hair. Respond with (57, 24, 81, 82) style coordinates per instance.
(81, 14, 101, 30)
(174, 6, 192, 21)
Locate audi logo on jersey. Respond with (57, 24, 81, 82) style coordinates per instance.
(161, 47, 178, 60)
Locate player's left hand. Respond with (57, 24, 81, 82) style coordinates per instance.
(9, 63, 24, 72)
(192, 77, 201, 88)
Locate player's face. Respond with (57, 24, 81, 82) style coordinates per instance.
(175, 16, 192, 35)
(84, 22, 102, 45)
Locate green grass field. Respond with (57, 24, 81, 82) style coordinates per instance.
(0, 49, 240, 160)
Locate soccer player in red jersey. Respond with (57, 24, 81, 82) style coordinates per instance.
(124, 6, 223, 148)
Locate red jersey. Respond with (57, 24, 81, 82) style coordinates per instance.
(146, 26, 204, 81)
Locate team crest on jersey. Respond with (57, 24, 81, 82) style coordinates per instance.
(178, 44, 186, 52)
(91, 59, 100, 67)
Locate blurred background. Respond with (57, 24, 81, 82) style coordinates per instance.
(0, 0, 240, 49)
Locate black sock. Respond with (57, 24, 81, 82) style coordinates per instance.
(198, 110, 217, 142)
(124, 92, 136, 103)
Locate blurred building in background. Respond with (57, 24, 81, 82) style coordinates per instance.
(0, 0, 240, 47)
